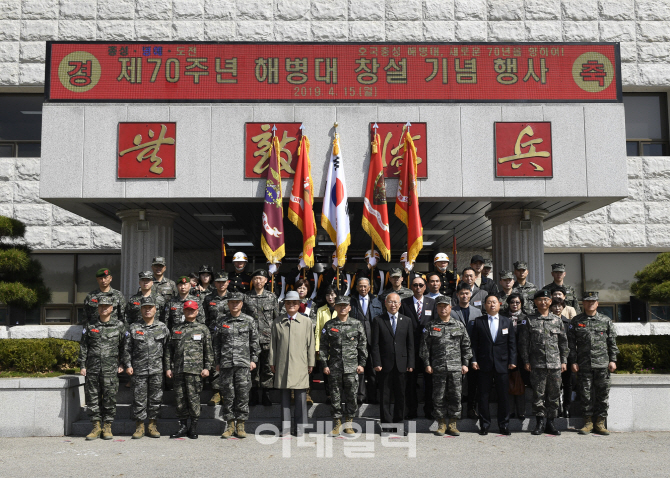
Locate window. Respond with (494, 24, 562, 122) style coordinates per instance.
(623, 93, 669, 156)
(543, 253, 582, 293)
(0, 94, 43, 157)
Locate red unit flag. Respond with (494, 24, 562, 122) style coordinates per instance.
(362, 129, 391, 262)
(288, 132, 317, 268)
(395, 129, 423, 265)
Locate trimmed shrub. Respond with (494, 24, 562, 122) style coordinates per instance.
(0, 339, 80, 373)
(617, 336, 670, 372)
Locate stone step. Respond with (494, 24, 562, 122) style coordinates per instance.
(70, 416, 584, 437)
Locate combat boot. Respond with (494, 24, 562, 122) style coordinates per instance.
(446, 418, 460, 437)
(170, 419, 189, 438)
(434, 418, 447, 436)
(236, 420, 247, 439)
(329, 418, 342, 436)
(578, 416, 594, 435)
(594, 417, 610, 435)
(261, 389, 272, 407)
(221, 420, 236, 439)
(343, 417, 355, 435)
(545, 418, 561, 436)
(101, 422, 114, 440)
(86, 421, 101, 441)
(132, 421, 145, 439)
(208, 391, 221, 406)
(531, 416, 546, 436)
(188, 418, 199, 439)
(147, 419, 160, 438)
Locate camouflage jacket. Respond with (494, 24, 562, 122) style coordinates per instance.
(318, 317, 367, 374)
(244, 289, 279, 345)
(497, 290, 515, 317)
(122, 320, 169, 375)
(419, 318, 472, 373)
(518, 312, 568, 369)
(212, 312, 260, 369)
(190, 285, 216, 301)
(228, 270, 252, 293)
(82, 288, 126, 325)
(79, 318, 127, 374)
(152, 276, 178, 299)
(203, 291, 231, 331)
(513, 281, 538, 315)
(125, 292, 166, 325)
(543, 282, 582, 314)
(568, 312, 619, 370)
(378, 286, 413, 310)
(166, 320, 213, 374)
(165, 295, 205, 330)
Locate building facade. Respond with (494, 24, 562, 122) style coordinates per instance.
(1, 0, 669, 328)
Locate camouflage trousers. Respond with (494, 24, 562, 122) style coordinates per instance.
(327, 372, 359, 419)
(578, 368, 611, 418)
(174, 373, 202, 419)
(251, 346, 274, 389)
(131, 374, 163, 420)
(530, 368, 562, 418)
(85, 372, 119, 423)
(220, 366, 251, 421)
(432, 371, 463, 420)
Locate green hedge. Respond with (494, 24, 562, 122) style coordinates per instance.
(0, 338, 79, 373)
(617, 336, 670, 372)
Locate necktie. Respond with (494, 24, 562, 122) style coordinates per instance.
(416, 299, 422, 317)
(390, 315, 397, 334)
(361, 296, 368, 315)
(489, 316, 497, 343)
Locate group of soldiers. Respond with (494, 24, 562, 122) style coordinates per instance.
(79, 252, 617, 439)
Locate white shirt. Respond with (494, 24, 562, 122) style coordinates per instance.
(413, 296, 424, 314)
(488, 314, 499, 342)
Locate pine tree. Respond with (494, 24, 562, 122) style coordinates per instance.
(630, 252, 670, 303)
(0, 215, 51, 311)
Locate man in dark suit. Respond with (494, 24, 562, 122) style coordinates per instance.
(371, 292, 415, 436)
(400, 275, 436, 419)
(350, 277, 383, 404)
(470, 294, 517, 436)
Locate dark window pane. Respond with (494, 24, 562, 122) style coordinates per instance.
(25, 308, 40, 325)
(33, 254, 75, 304)
(597, 305, 614, 321)
(17, 142, 41, 157)
(0, 308, 7, 326)
(650, 305, 670, 322)
(0, 143, 14, 157)
(45, 308, 72, 324)
(617, 303, 631, 322)
(626, 141, 639, 156)
(642, 143, 669, 156)
(0, 94, 43, 141)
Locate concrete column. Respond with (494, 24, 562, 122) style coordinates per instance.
(116, 209, 179, 298)
(486, 208, 548, 287)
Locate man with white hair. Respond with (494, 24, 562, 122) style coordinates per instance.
(229, 252, 252, 293)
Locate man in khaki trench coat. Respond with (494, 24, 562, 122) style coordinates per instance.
(269, 291, 316, 436)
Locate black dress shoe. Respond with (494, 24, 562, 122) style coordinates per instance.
(479, 426, 489, 436)
(562, 406, 570, 418)
(499, 426, 511, 436)
(545, 418, 561, 435)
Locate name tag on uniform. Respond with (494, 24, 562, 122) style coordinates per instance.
(474, 301, 482, 307)
(425, 310, 432, 316)
(193, 334, 202, 341)
(502, 328, 508, 335)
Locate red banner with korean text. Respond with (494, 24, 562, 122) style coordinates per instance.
(47, 42, 621, 102)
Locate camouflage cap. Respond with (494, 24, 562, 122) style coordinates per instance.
(499, 270, 514, 280)
(513, 261, 528, 270)
(138, 270, 153, 280)
(551, 263, 566, 272)
(97, 296, 114, 306)
(140, 296, 156, 307)
(198, 264, 214, 274)
(151, 256, 166, 266)
(534, 289, 551, 300)
(389, 267, 403, 278)
(434, 295, 452, 306)
(96, 268, 111, 278)
(251, 269, 269, 279)
(227, 291, 245, 301)
(183, 300, 199, 310)
(483, 259, 493, 268)
(583, 291, 599, 301)
(214, 271, 229, 282)
(334, 296, 351, 306)
(177, 276, 190, 284)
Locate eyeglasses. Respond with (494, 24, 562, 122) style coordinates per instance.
(386, 300, 400, 304)
(509, 301, 521, 305)
(412, 283, 425, 288)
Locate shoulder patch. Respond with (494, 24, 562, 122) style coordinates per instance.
(125, 331, 130, 336)
(322, 328, 326, 335)
(569, 324, 573, 329)
(82, 328, 86, 334)
(521, 320, 526, 325)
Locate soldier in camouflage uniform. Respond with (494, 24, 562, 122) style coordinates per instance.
(420, 295, 472, 437)
(244, 269, 279, 407)
(519, 289, 568, 436)
(151, 256, 179, 299)
(319, 296, 367, 436)
(512, 261, 538, 315)
(126, 271, 166, 325)
(123, 297, 169, 439)
(202, 271, 231, 406)
(214, 292, 260, 439)
(82, 268, 126, 325)
(378, 268, 413, 311)
(166, 276, 205, 330)
(165, 300, 213, 439)
(543, 263, 581, 314)
(569, 291, 619, 436)
(497, 270, 516, 316)
(229, 252, 253, 293)
(194, 265, 216, 298)
(79, 295, 127, 441)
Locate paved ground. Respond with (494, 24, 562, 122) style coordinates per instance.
(1, 430, 669, 477)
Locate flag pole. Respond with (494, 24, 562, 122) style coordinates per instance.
(334, 121, 340, 292)
(270, 123, 278, 294)
(370, 238, 375, 295)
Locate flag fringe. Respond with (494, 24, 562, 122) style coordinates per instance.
(362, 216, 391, 262)
(261, 236, 285, 264)
(321, 215, 337, 245)
(407, 233, 423, 265)
(394, 204, 409, 227)
(287, 208, 304, 233)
